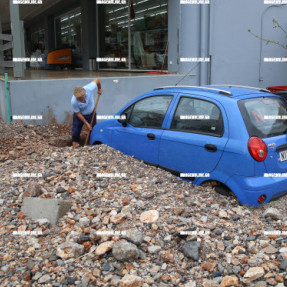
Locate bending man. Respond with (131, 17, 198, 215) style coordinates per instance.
(71, 78, 103, 147)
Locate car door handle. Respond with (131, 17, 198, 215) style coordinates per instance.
(147, 133, 155, 140)
(205, 144, 217, 152)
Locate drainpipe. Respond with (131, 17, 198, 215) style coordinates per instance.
(199, 4, 208, 85)
(208, 2, 212, 85)
(5, 73, 11, 123)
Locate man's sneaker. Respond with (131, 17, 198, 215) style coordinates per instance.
(72, 142, 80, 147)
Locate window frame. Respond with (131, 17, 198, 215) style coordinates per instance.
(120, 94, 174, 130)
(169, 96, 225, 138)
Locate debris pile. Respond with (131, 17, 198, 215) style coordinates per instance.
(0, 120, 287, 286)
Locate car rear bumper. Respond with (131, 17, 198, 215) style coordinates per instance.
(225, 174, 287, 207)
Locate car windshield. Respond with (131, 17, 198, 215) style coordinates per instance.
(238, 97, 287, 138)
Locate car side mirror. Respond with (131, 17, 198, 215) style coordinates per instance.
(118, 113, 128, 127)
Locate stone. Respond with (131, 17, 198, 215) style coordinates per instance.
(119, 275, 143, 287)
(183, 241, 199, 261)
(102, 262, 111, 272)
(38, 274, 50, 284)
(219, 210, 229, 219)
(243, 267, 265, 283)
(140, 210, 159, 223)
(148, 245, 161, 253)
(262, 245, 277, 254)
(184, 281, 196, 287)
(17, 212, 26, 219)
(202, 280, 220, 287)
(56, 187, 66, 193)
(90, 229, 101, 243)
(122, 198, 130, 206)
(95, 241, 114, 256)
(36, 218, 50, 228)
(112, 240, 139, 261)
(93, 268, 101, 277)
(110, 213, 126, 224)
(174, 207, 185, 215)
(160, 251, 175, 263)
(231, 246, 245, 254)
(121, 228, 143, 245)
(220, 275, 239, 287)
(21, 198, 71, 227)
(23, 182, 44, 198)
(263, 208, 281, 220)
(201, 261, 217, 273)
(279, 259, 287, 270)
(78, 217, 90, 227)
(56, 242, 85, 260)
(254, 282, 267, 287)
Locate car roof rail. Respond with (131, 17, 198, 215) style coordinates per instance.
(209, 85, 271, 93)
(154, 85, 233, 96)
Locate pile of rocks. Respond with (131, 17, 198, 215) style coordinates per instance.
(0, 120, 287, 287)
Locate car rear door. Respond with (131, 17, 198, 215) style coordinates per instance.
(111, 93, 176, 164)
(159, 94, 229, 175)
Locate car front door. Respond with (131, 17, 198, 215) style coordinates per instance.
(111, 94, 175, 164)
(159, 94, 229, 177)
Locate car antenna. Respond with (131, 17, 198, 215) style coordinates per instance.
(175, 62, 201, 86)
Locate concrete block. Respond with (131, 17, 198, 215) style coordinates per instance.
(21, 198, 72, 227)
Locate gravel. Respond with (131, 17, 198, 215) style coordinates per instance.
(0, 120, 287, 286)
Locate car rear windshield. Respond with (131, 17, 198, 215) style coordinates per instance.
(238, 96, 287, 138)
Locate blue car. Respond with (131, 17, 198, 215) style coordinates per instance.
(90, 85, 287, 207)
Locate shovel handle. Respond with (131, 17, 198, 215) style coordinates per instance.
(85, 93, 101, 145)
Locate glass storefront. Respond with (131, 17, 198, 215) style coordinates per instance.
(98, 0, 168, 70)
(31, 29, 45, 52)
(55, 8, 82, 67)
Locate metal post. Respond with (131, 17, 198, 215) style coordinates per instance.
(128, 0, 131, 70)
(0, 13, 3, 75)
(5, 73, 11, 123)
(9, 0, 25, 79)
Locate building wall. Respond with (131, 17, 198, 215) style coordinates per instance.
(169, 0, 287, 87)
(8, 75, 196, 125)
(211, 0, 287, 87)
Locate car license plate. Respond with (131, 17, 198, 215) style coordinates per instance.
(279, 150, 287, 162)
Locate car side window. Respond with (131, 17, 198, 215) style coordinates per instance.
(128, 95, 173, 128)
(170, 97, 224, 136)
(121, 105, 134, 121)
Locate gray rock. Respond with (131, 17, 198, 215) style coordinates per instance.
(56, 187, 66, 193)
(262, 245, 277, 254)
(38, 274, 51, 284)
(102, 262, 111, 272)
(279, 259, 287, 270)
(213, 228, 223, 235)
(120, 228, 143, 245)
(112, 239, 139, 261)
(1, 265, 9, 273)
(66, 276, 75, 285)
(78, 217, 90, 227)
(148, 245, 161, 254)
(56, 242, 85, 260)
(182, 241, 199, 261)
(56, 259, 64, 266)
(21, 198, 71, 227)
(36, 218, 50, 228)
(264, 208, 281, 220)
(49, 250, 58, 261)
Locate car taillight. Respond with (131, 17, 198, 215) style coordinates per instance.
(248, 137, 267, 162)
(258, 195, 266, 204)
